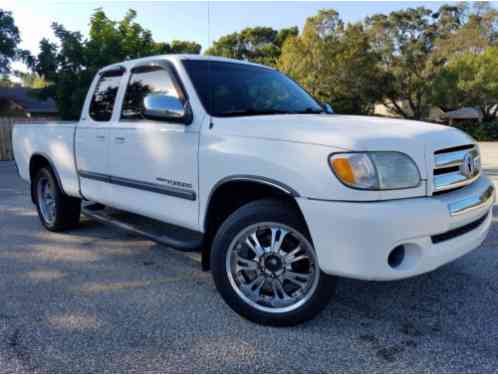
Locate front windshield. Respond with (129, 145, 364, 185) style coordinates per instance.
(182, 60, 323, 117)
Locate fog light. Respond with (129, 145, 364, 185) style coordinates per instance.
(388, 245, 405, 268)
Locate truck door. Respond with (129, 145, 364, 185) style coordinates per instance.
(75, 68, 125, 205)
(107, 62, 200, 231)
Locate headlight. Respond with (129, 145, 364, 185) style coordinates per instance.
(329, 152, 421, 190)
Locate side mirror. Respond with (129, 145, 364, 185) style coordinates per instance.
(143, 94, 192, 124)
(322, 103, 334, 114)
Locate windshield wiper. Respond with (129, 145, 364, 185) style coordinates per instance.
(215, 109, 295, 117)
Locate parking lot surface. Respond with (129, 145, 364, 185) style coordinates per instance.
(1, 145, 498, 373)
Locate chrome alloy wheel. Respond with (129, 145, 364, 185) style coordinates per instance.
(37, 175, 56, 225)
(226, 222, 320, 314)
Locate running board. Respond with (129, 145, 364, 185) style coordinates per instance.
(82, 204, 203, 252)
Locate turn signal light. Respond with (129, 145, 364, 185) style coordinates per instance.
(330, 158, 356, 185)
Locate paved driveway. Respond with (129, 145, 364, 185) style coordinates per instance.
(0, 145, 498, 373)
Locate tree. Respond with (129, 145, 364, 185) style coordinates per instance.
(430, 3, 498, 121)
(432, 47, 498, 121)
(365, 7, 440, 120)
(35, 27, 90, 120)
(278, 10, 382, 114)
(34, 9, 202, 120)
(206, 26, 298, 66)
(433, 2, 498, 58)
(0, 75, 14, 87)
(16, 72, 48, 88)
(0, 9, 21, 75)
(169, 40, 201, 54)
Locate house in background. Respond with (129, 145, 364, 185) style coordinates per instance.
(374, 100, 446, 123)
(0, 87, 58, 119)
(374, 100, 486, 124)
(441, 107, 483, 125)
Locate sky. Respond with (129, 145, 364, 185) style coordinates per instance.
(1, 0, 454, 71)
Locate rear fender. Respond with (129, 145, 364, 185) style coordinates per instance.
(29, 153, 65, 203)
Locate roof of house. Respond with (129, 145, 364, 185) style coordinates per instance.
(0, 87, 57, 114)
(443, 107, 482, 120)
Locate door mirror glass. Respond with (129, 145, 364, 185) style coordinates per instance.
(143, 94, 187, 122)
(322, 103, 334, 114)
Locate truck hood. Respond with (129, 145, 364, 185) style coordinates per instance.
(214, 114, 475, 179)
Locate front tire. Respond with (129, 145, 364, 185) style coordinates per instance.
(34, 167, 81, 232)
(211, 199, 336, 326)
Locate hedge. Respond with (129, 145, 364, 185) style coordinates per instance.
(450, 121, 498, 142)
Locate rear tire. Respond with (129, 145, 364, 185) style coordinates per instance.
(33, 167, 81, 232)
(211, 198, 336, 326)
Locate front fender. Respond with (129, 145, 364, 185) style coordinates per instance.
(198, 133, 367, 229)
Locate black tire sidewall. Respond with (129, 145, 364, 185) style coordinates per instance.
(211, 199, 336, 326)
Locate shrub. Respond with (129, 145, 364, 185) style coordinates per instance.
(450, 121, 498, 142)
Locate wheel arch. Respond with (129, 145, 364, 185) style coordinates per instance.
(201, 175, 309, 271)
(29, 153, 65, 203)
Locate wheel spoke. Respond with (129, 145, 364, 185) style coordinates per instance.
(49, 202, 56, 219)
(235, 256, 259, 272)
(284, 246, 301, 263)
(245, 233, 265, 257)
(42, 184, 49, 199)
(270, 279, 293, 307)
(241, 275, 266, 299)
(283, 271, 312, 288)
(37, 177, 57, 225)
(227, 222, 319, 313)
(287, 254, 310, 264)
(270, 228, 288, 253)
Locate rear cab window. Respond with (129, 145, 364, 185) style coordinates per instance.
(89, 68, 124, 122)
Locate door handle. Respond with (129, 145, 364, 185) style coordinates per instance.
(114, 137, 126, 144)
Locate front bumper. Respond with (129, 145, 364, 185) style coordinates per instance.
(298, 175, 495, 281)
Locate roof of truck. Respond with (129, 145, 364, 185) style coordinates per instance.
(100, 54, 271, 73)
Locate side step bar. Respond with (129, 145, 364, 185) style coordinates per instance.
(82, 204, 203, 251)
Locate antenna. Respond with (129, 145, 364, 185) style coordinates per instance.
(208, 0, 214, 129)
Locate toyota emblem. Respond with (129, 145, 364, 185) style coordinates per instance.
(462, 152, 476, 178)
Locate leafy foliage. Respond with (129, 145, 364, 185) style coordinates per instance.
(5, 1, 498, 137)
(205, 26, 298, 66)
(16, 72, 48, 89)
(0, 75, 14, 87)
(433, 2, 498, 57)
(34, 9, 201, 119)
(431, 3, 498, 122)
(278, 10, 382, 114)
(432, 47, 498, 121)
(451, 121, 498, 141)
(364, 7, 441, 119)
(0, 9, 21, 74)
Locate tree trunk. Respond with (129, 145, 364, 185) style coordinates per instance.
(386, 98, 410, 118)
(481, 105, 498, 122)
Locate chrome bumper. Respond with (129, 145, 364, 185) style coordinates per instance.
(448, 184, 495, 216)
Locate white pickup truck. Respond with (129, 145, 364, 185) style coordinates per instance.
(13, 55, 495, 325)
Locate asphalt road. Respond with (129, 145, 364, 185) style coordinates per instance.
(1, 154, 498, 373)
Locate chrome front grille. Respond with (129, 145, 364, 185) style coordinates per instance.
(433, 145, 481, 194)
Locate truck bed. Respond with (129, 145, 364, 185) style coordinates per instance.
(13, 121, 80, 198)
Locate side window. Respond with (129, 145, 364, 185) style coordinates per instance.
(89, 69, 124, 122)
(121, 65, 181, 120)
